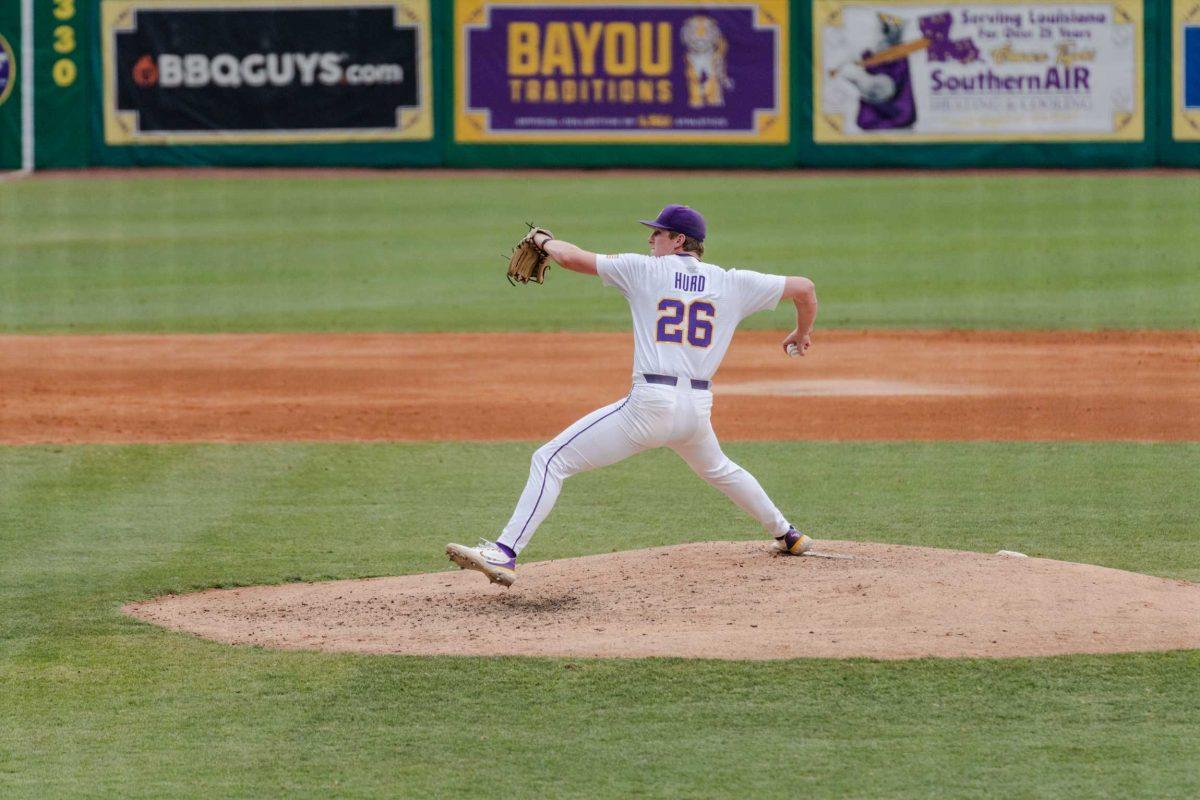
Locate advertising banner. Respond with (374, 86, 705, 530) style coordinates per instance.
(813, 1, 1143, 142)
(455, 0, 789, 143)
(0, 31, 12, 109)
(1173, 0, 1200, 141)
(101, 0, 432, 144)
(0, 3, 17, 170)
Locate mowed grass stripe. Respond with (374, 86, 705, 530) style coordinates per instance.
(3, 173, 1198, 332)
(1, 441, 1199, 797)
(5, 640, 1198, 798)
(2, 442, 1197, 606)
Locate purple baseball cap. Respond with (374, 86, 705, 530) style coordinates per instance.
(638, 204, 706, 242)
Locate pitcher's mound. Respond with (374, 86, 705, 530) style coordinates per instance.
(123, 541, 1200, 660)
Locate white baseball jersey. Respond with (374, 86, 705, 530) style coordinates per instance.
(496, 249, 796, 557)
(596, 252, 786, 383)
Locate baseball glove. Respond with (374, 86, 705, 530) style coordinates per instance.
(507, 225, 554, 285)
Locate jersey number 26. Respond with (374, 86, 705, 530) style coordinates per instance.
(656, 300, 715, 348)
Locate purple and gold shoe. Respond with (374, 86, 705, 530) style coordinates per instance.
(446, 539, 517, 587)
(775, 526, 813, 556)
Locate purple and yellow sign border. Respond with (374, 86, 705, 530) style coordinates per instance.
(813, 0, 1145, 144)
(455, 0, 789, 144)
(0, 33, 14, 108)
(1173, 0, 1200, 141)
(0, 34, 13, 110)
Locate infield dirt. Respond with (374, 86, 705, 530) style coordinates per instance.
(124, 540, 1200, 660)
(3, 330, 1198, 443)
(18, 329, 1198, 660)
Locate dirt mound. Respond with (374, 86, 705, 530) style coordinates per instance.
(123, 541, 1200, 660)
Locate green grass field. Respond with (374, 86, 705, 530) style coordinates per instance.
(3, 172, 1199, 797)
(3, 442, 1199, 798)
(3, 173, 1199, 332)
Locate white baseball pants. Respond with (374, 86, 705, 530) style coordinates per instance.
(497, 381, 791, 555)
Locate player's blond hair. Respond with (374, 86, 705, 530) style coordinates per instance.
(668, 230, 705, 259)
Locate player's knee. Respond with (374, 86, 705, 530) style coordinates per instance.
(531, 443, 555, 472)
(700, 460, 742, 484)
(533, 443, 579, 481)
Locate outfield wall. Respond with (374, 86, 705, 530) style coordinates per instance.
(17, 0, 1200, 169)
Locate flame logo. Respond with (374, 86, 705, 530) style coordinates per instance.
(133, 55, 158, 87)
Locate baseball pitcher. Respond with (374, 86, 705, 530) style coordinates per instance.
(448, 205, 819, 586)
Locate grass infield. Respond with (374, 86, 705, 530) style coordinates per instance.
(3, 172, 1199, 332)
(2, 441, 1198, 798)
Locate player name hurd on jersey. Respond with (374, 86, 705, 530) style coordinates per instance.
(674, 273, 706, 292)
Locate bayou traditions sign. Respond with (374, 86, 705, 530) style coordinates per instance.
(455, 0, 789, 143)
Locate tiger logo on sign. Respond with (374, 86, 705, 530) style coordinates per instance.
(681, 16, 733, 108)
(0, 34, 14, 108)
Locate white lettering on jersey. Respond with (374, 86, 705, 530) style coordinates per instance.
(673, 272, 706, 292)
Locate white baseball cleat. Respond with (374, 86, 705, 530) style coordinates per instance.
(446, 539, 517, 587)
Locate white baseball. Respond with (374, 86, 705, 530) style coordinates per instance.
(786, 343, 800, 358)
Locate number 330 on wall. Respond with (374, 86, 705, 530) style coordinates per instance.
(656, 299, 715, 348)
(52, 0, 78, 87)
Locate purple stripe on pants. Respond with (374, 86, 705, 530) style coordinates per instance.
(516, 392, 632, 539)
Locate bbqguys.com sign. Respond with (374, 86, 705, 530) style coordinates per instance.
(140, 52, 406, 89)
(102, 0, 433, 144)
